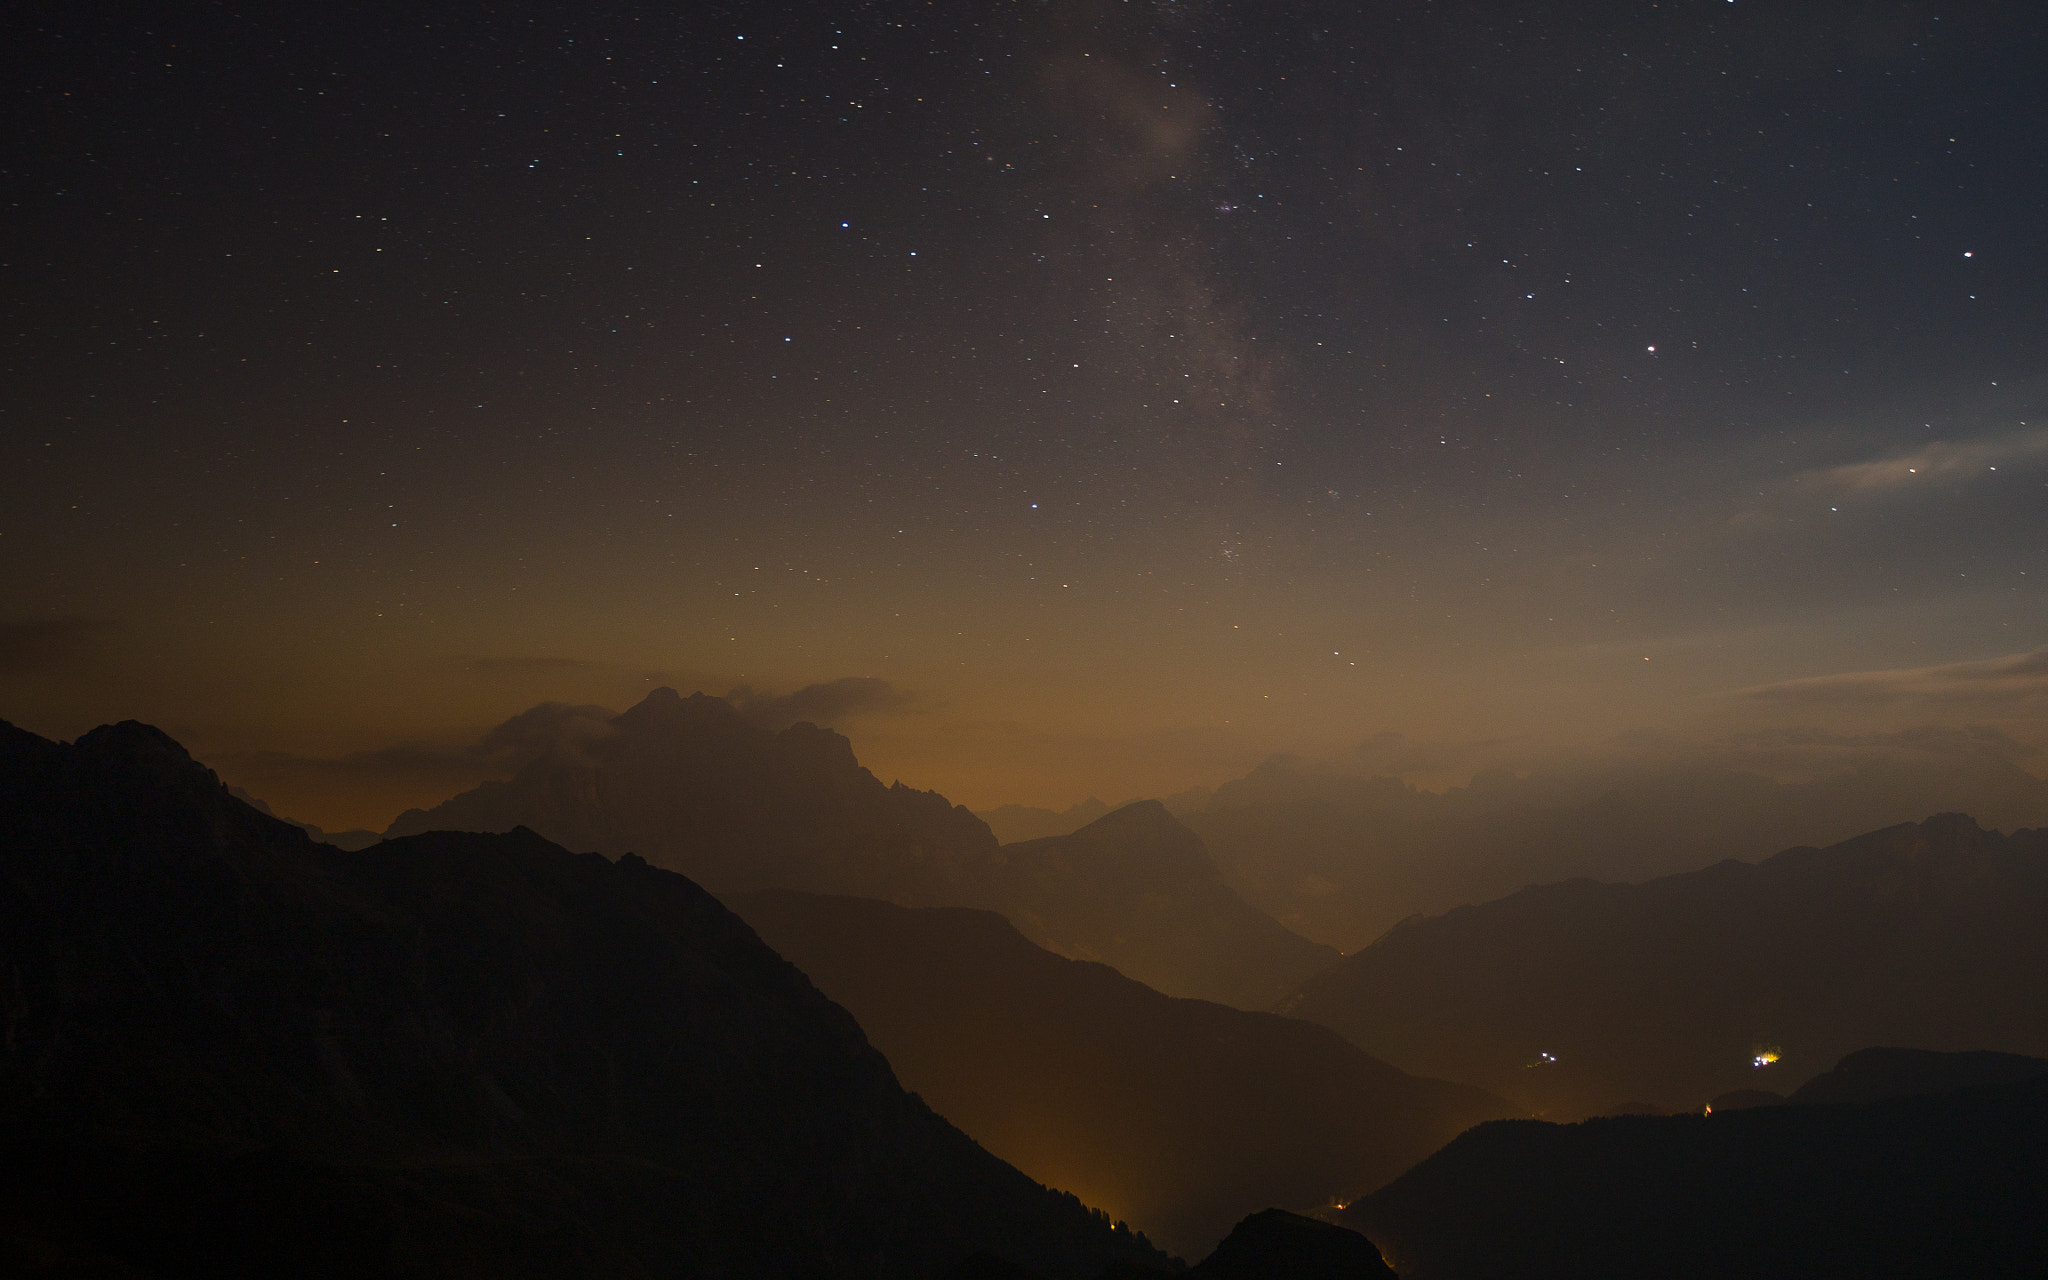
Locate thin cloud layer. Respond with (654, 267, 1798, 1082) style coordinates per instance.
(218, 681, 913, 816)
(1742, 648, 2048, 710)
(730, 678, 915, 731)
(1814, 426, 2048, 493)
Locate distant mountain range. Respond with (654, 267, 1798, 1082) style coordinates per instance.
(0, 717, 1169, 1278)
(734, 889, 1513, 1257)
(229, 784, 381, 850)
(1344, 1047, 2048, 1279)
(983, 803, 1336, 1010)
(1177, 744, 2048, 949)
(387, 689, 1333, 1009)
(1281, 813, 2048, 1117)
(978, 798, 1117, 844)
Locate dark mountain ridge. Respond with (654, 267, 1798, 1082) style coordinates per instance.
(735, 889, 1512, 1258)
(0, 717, 1167, 1278)
(388, 690, 1333, 1009)
(1282, 813, 2048, 1117)
(1344, 1049, 2048, 1279)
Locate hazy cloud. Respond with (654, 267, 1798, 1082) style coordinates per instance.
(731, 678, 915, 731)
(1741, 648, 2048, 711)
(460, 655, 615, 675)
(1812, 426, 2048, 493)
(216, 680, 911, 804)
(474, 701, 618, 762)
(215, 701, 619, 800)
(1354, 731, 1507, 778)
(213, 742, 503, 818)
(0, 617, 115, 674)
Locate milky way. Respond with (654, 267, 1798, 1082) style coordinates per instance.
(5, 0, 2045, 826)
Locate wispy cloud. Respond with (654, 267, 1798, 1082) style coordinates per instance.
(730, 677, 915, 730)
(1742, 647, 2048, 710)
(1811, 426, 2048, 493)
(216, 680, 915, 805)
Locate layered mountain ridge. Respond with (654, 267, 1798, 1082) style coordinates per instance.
(1181, 746, 2048, 949)
(1283, 813, 2048, 1117)
(388, 689, 1333, 1009)
(0, 717, 1168, 1279)
(734, 888, 1513, 1257)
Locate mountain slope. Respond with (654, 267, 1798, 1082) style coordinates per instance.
(734, 889, 1513, 1258)
(987, 802, 1337, 1009)
(385, 690, 1332, 1008)
(0, 717, 1166, 1279)
(1282, 814, 2048, 1117)
(1343, 1056, 2048, 1279)
(1184, 745, 2048, 950)
(977, 799, 1115, 844)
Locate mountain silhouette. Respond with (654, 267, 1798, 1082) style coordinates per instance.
(1785, 1044, 2048, 1105)
(977, 798, 1115, 844)
(733, 889, 1512, 1257)
(1189, 1210, 1395, 1279)
(1182, 745, 2048, 949)
(1343, 1051, 2048, 1279)
(1282, 814, 2048, 1117)
(386, 690, 1332, 1008)
(229, 784, 381, 850)
(984, 802, 1336, 1009)
(947, 1208, 1397, 1280)
(386, 687, 996, 902)
(0, 717, 1168, 1278)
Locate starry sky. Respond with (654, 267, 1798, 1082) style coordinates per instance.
(6, 0, 2047, 829)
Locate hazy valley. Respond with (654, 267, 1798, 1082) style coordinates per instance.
(9, 690, 2048, 1275)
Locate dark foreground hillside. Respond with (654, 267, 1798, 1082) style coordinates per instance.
(1343, 1049, 2048, 1279)
(1284, 814, 2048, 1116)
(0, 719, 1167, 1279)
(737, 890, 1512, 1257)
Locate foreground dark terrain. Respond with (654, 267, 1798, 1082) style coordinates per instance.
(736, 890, 1512, 1256)
(0, 719, 1169, 1278)
(1344, 1047, 2048, 1279)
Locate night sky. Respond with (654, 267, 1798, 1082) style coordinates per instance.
(7, 0, 2046, 829)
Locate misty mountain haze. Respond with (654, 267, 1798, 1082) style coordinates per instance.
(386, 688, 1334, 1009)
(228, 785, 381, 851)
(1281, 814, 2048, 1118)
(733, 889, 1511, 1257)
(978, 798, 1117, 845)
(1176, 730, 2048, 949)
(988, 803, 1336, 1009)
(0, 717, 1168, 1278)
